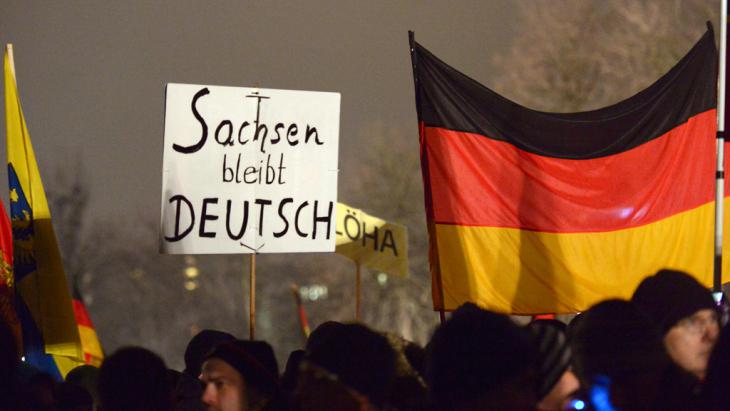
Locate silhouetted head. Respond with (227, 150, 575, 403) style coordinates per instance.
(27, 372, 58, 410)
(426, 303, 538, 411)
(572, 299, 666, 382)
(297, 322, 396, 410)
(281, 349, 305, 393)
(97, 346, 173, 411)
(528, 320, 578, 411)
(65, 365, 100, 405)
(572, 299, 675, 411)
(57, 381, 93, 411)
(305, 321, 345, 353)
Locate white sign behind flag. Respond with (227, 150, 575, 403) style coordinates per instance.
(160, 83, 340, 254)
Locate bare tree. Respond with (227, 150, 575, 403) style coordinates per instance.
(491, 0, 717, 113)
(46, 158, 91, 289)
(339, 122, 438, 344)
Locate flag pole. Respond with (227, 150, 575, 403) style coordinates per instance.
(409, 31, 447, 323)
(248, 254, 256, 339)
(715, 6, 728, 294)
(355, 261, 361, 320)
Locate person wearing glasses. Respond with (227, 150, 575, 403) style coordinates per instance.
(632, 269, 720, 380)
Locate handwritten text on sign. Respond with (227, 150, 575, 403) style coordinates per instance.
(160, 83, 340, 254)
(335, 203, 409, 278)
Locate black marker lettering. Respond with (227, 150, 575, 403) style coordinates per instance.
(226, 200, 249, 240)
(164, 194, 195, 241)
(173, 88, 210, 154)
(199, 198, 219, 238)
(273, 198, 294, 238)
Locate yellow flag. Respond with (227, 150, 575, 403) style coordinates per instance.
(5, 44, 83, 378)
(335, 202, 409, 278)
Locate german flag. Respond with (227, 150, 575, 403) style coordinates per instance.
(71, 285, 103, 367)
(410, 28, 728, 314)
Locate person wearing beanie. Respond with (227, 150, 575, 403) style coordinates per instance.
(296, 322, 397, 411)
(632, 269, 720, 379)
(426, 303, 538, 411)
(527, 320, 579, 411)
(571, 299, 698, 411)
(185, 330, 237, 378)
(200, 340, 283, 411)
(177, 329, 237, 411)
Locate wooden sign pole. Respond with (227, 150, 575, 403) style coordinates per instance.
(355, 261, 361, 321)
(248, 254, 256, 339)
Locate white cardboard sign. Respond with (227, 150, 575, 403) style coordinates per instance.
(160, 83, 340, 254)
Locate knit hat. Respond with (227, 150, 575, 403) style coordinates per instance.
(306, 323, 396, 406)
(426, 303, 537, 408)
(205, 340, 280, 398)
(632, 269, 716, 334)
(528, 320, 571, 399)
(571, 299, 668, 382)
(184, 329, 235, 377)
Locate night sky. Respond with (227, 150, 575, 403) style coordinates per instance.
(0, 1, 517, 221)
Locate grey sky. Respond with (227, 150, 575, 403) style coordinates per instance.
(0, 1, 516, 221)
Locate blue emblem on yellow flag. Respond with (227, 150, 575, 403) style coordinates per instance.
(9, 164, 35, 282)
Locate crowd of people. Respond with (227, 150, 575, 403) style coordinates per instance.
(1, 269, 729, 411)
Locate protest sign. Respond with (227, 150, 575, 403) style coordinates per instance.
(160, 83, 340, 254)
(335, 203, 408, 278)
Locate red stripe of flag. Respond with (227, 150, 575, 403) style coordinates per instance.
(425, 110, 716, 232)
(72, 299, 93, 328)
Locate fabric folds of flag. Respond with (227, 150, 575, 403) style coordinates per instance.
(410, 28, 729, 314)
(5, 45, 83, 378)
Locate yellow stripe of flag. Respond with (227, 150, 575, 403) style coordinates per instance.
(434, 201, 730, 314)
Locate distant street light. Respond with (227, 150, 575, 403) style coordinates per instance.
(185, 266, 199, 279)
(184, 280, 198, 291)
(183, 256, 200, 291)
(299, 285, 328, 301)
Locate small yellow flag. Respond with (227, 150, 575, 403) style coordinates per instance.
(335, 203, 408, 278)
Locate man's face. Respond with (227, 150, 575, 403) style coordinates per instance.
(200, 358, 248, 411)
(664, 308, 720, 379)
(537, 369, 580, 411)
